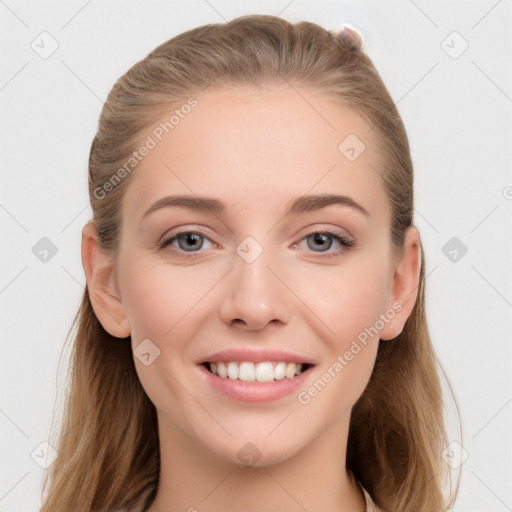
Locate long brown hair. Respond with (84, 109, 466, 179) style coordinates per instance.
(41, 14, 460, 511)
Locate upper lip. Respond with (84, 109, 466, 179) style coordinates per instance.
(199, 348, 317, 365)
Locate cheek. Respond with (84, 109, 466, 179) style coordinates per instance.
(119, 258, 206, 417)
(123, 275, 175, 342)
(293, 255, 390, 346)
(119, 255, 217, 342)
(294, 264, 386, 416)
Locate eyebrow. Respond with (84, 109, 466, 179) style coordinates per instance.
(141, 193, 369, 221)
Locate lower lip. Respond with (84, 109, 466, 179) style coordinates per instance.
(198, 364, 313, 403)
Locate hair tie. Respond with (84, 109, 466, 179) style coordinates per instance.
(335, 23, 365, 52)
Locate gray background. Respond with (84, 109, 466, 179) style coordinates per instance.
(1, 0, 511, 510)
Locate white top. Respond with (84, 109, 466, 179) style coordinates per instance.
(361, 485, 380, 511)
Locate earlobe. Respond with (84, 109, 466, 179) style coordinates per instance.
(380, 227, 422, 341)
(81, 221, 131, 338)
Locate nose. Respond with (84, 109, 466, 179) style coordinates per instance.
(218, 246, 291, 331)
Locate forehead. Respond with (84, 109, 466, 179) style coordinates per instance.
(121, 86, 389, 225)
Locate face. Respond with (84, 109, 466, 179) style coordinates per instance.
(110, 86, 400, 466)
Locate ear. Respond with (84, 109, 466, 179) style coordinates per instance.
(81, 221, 131, 338)
(380, 226, 422, 340)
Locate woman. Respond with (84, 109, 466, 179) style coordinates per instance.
(41, 14, 460, 511)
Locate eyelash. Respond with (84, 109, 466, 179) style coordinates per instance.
(158, 229, 355, 259)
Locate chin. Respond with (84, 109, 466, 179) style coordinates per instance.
(201, 429, 311, 469)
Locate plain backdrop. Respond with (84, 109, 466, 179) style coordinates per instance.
(1, 0, 511, 510)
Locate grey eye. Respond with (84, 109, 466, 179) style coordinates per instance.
(176, 232, 205, 251)
(306, 233, 334, 252)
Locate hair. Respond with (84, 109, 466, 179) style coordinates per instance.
(41, 13, 460, 512)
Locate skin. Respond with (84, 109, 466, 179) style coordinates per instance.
(82, 85, 421, 512)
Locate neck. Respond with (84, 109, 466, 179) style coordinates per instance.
(146, 413, 366, 512)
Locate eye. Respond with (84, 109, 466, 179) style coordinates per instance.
(158, 230, 215, 256)
(158, 228, 355, 259)
(293, 230, 354, 257)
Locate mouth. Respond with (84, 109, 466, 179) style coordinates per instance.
(200, 361, 314, 382)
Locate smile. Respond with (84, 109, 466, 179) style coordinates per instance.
(204, 361, 311, 382)
(198, 359, 315, 403)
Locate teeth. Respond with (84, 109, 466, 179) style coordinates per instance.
(207, 361, 305, 382)
(255, 362, 274, 382)
(217, 362, 228, 378)
(239, 362, 256, 381)
(285, 362, 297, 379)
(227, 361, 239, 379)
(274, 362, 286, 380)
